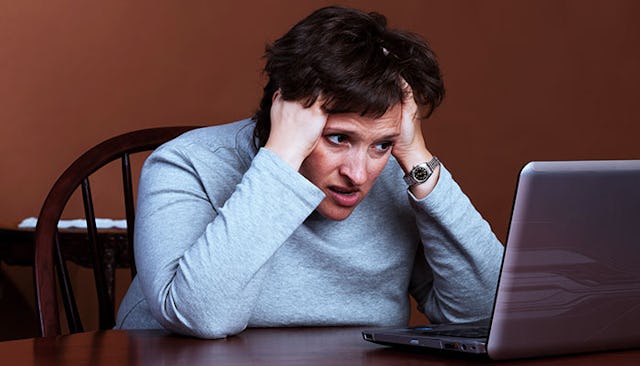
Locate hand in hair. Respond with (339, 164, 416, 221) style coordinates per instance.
(392, 81, 440, 198)
(265, 91, 328, 170)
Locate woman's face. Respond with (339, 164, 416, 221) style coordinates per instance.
(299, 104, 402, 221)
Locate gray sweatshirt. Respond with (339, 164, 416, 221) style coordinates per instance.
(115, 118, 504, 338)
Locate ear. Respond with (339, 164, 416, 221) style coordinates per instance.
(272, 89, 281, 102)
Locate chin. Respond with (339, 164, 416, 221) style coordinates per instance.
(316, 205, 356, 221)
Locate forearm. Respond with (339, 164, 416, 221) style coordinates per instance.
(136, 148, 324, 338)
(411, 165, 504, 323)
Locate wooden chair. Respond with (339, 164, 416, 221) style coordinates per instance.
(34, 126, 200, 337)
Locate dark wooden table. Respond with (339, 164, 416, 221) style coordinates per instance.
(0, 327, 638, 365)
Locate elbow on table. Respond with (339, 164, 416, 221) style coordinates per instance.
(158, 316, 248, 339)
(187, 320, 248, 339)
(155, 305, 249, 339)
(151, 279, 254, 338)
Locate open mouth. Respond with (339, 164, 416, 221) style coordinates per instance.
(328, 186, 360, 207)
(329, 187, 357, 195)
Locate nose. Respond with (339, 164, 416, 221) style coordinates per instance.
(339, 149, 368, 186)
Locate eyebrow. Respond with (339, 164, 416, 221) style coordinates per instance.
(381, 132, 401, 141)
(324, 126, 401, 142)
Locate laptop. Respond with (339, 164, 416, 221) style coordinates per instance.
(363, 160, 640, 360)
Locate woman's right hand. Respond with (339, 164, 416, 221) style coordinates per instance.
(265, 92, 328, 170)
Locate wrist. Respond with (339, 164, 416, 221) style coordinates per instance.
(264, 141, 305, 170)
(394, 144, 433, 174)
(404, 156, 440, 186)
(408, 164, 440, 199)
(394, 146, 440, 199)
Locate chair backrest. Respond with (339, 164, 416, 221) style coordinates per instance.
(34, 126, 200, 337)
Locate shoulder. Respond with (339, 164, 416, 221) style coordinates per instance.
(137, 119, 257, 209)
(149, 118, 257, 168)
(161, 118, 256, 153)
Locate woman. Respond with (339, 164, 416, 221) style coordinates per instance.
(116, 5, 504, 338)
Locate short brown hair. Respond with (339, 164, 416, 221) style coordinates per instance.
(253, 6, 445, 147)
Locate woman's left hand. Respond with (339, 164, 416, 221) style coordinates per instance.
(392, 81, 432, 173)
(392, 81, 440, 198)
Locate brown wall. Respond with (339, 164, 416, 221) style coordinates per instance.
(2, 0, 639, 238)
(1, 0, 640, 335)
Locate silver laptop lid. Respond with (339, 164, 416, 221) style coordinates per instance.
(488, 160, 640, 359)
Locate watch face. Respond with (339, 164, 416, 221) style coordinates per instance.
(413, 166, 430, 181)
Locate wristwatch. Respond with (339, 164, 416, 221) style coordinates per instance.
(403, 156, 440, 186)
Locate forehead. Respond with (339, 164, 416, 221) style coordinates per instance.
(324, 103, 402, 136)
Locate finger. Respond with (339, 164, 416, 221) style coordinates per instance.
(307, 94, 327, 114)
(399, 78, 413, 99)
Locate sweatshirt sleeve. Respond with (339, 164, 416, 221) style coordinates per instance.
(134, 145, 325, 338)
(408, 164, 504, 323)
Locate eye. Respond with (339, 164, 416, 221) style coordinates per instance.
(326, 134, 348, 145)
(373, 141, 393, 153)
